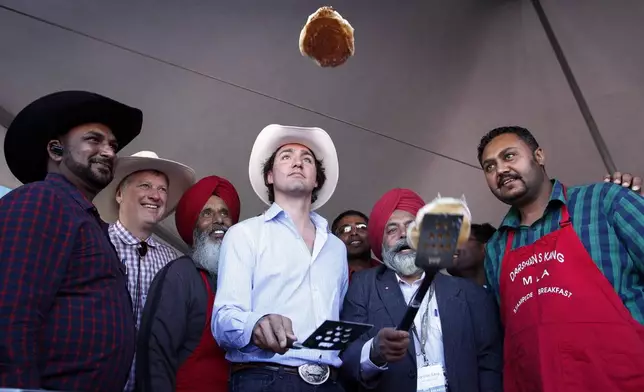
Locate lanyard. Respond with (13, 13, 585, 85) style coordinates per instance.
(410, 284, 434, 366)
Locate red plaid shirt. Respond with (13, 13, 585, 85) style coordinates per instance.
(0, 173, 136, 391)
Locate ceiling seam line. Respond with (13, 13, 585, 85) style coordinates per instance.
(530, 0, 616, 174)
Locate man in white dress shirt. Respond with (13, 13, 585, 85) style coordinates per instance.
(340, 188, 503, 392)
(94, 150, 195, 391)
(212, 124, 349, 392)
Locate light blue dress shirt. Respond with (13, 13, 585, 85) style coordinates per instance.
(211, 203, 349, 368)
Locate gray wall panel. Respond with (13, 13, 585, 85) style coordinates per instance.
(0, 0, 627, 247)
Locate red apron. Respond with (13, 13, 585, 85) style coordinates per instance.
(499, 189, 644, 392)
(175, 271, 229, 391)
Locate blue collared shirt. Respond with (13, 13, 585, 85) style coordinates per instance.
(212, 203, 349, 367)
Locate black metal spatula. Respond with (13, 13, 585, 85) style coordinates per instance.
(396, 213, 463, 331)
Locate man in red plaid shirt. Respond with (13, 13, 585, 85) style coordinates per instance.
(0, 91, 142, 391)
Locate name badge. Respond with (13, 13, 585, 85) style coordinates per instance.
(417, 363, 447, 392)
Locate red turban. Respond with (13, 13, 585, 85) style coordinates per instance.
(175, 175, 241, 246)
(368, 188, 425, 261)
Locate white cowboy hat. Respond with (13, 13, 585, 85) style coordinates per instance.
(95, 151, 196, 223)
(249, 124, 339, 210)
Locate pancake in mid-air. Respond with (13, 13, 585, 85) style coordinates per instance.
(407, 194, 472, 251)
(299, 6, 355, 67)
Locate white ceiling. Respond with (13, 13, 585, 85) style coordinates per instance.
(1, 0, 642, 247)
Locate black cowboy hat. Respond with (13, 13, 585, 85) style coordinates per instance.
(4, 90, 143, 184)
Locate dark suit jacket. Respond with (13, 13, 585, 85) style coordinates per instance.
(340, 266, 503, 392)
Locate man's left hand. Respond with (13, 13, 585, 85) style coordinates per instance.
(604, 172, 642, 196)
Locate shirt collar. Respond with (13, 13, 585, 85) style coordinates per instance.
(395, 272, 426, 286)
(45, 173, 95, 213)
(499, 179, 566, 229)
(264, 202, 330, 233)
(111, 220, 159, 247)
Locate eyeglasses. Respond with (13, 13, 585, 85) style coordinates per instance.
(337, 223, 368, 235)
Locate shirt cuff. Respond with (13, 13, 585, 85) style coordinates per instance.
(239, 312, 268, 353)
(360, 338, 388, 381)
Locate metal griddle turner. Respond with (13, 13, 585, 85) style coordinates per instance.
(292, 320, 373, 350)
(396, 213, 463, 331)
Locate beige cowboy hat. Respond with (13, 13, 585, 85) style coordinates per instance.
(248, 124, 339, 210)
(95, 151, 196, 223)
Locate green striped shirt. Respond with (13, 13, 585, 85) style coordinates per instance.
(484, 179, 644, 324)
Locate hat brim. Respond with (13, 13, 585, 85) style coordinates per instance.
(94, 156, 197, 223)
(248, 124, 339, 210)
(4, 91, 143, 184)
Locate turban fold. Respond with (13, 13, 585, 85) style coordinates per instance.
(175, 175, 241, 246)
(368, 188, 425, 260)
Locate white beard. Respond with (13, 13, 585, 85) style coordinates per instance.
(192, 231, 221, 276)
(382, 240, 422, 277)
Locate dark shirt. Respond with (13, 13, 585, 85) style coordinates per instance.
(137, 256, 228, 392)
(349, 258, 381, 283)
(0, 173, 136, 391)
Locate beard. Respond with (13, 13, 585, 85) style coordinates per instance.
(382, 238, 422, 277)
(63, 153, 114, 190)
(493, 158, 544, 206)
(192, 229, 222, 276)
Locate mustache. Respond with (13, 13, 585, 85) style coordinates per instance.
(497, 173, 521, 188)
(388, 238, 412, 254)
(90, 157, 113, 170)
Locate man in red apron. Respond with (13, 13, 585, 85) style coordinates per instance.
(477, 126, 644, 391)
(135, 175, 241, 392)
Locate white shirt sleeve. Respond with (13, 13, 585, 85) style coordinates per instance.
(360, 338, 388, 381)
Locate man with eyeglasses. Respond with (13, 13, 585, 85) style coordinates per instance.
(332, 210, 381, 282)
